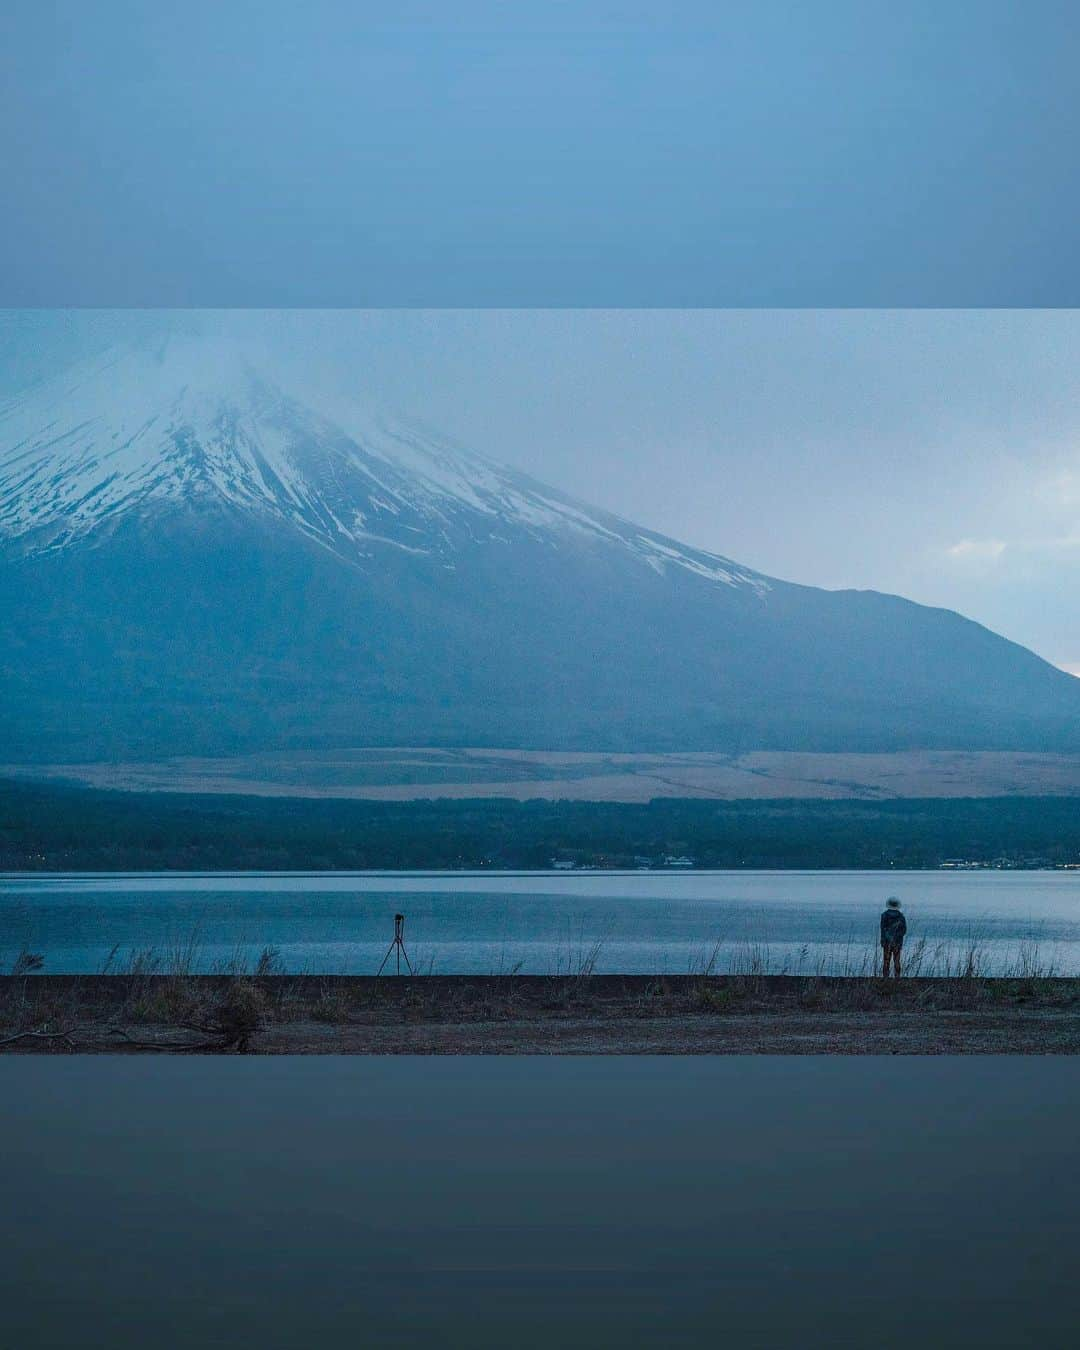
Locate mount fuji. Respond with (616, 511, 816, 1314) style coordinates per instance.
(2, 338, 1078, 763)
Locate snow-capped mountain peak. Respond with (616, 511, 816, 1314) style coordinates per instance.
(0, 339, 767, 593)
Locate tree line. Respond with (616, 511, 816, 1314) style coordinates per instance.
(2, 778, 1079, 871)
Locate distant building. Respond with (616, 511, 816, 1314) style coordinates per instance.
(662, 855, 694, 868)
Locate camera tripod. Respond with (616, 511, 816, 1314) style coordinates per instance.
(376, 912, 413, 976)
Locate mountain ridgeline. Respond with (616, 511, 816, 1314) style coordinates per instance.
(2, 339, 1078, 763)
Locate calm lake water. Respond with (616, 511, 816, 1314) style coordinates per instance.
(4, 868, 1080, 976)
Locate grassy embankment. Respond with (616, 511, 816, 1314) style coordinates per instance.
(5, 938, 1080, 1054)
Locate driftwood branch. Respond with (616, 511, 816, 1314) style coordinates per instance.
(0, 1023, 249, 1054)
(0, 1026, 77, 1050)
(101, 1025, 248, 1053)
(2, 979, 265, 1053)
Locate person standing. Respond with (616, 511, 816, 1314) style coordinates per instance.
(880, 897, 907, 978)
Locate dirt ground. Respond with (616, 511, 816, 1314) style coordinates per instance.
(5, 973, 1080, 1054)
(254, 1009, 1080, 1054)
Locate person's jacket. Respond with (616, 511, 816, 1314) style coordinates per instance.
(880, 909, 907, 944)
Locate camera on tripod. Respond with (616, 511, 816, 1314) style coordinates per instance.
(376, 912, 413, 976)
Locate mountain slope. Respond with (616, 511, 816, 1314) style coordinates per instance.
(0, 340, 766, 592)
(2, 339, 1078, 762)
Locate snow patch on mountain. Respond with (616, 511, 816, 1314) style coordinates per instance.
(0, 338, 769, 594)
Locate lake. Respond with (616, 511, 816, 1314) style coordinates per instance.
(4, 868, 1080, 976)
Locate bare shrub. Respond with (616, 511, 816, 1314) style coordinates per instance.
(199, 980, 267, 1051)
(689, 981, 734, 1013)
(10, 949, 44, 977)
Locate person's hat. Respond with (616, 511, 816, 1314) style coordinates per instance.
(886, 897, 901, 908)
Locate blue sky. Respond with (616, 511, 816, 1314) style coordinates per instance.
(2, 308, 1077, 674)
(2, 1, 1079, 304)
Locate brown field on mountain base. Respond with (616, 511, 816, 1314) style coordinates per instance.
(7, 747, 1080, 801)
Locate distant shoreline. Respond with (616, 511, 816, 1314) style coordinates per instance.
(4, 864, 1080, 876)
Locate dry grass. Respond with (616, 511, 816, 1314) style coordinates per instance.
(4, 932, 1080, 1053)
